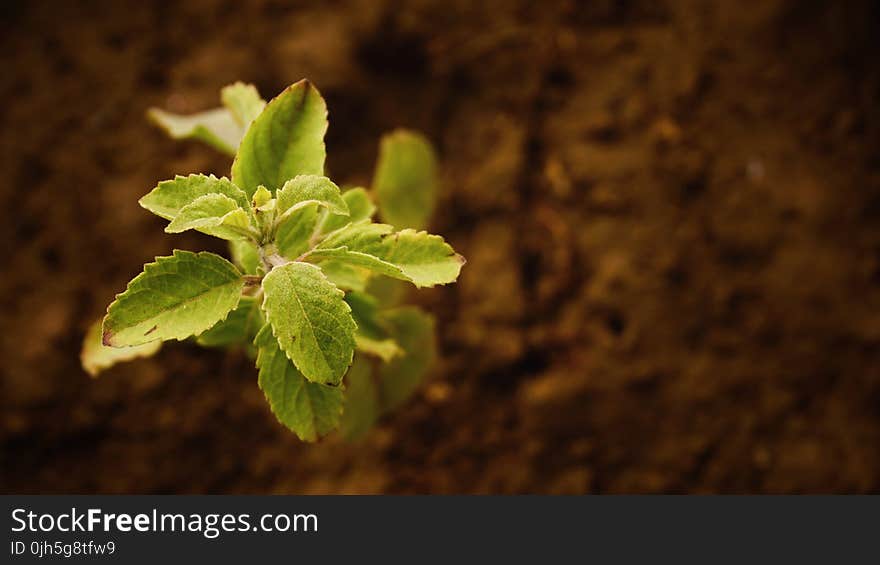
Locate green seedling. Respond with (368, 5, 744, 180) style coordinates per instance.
(80, 80, 463, 441)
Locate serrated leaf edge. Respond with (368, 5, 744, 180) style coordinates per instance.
(260, 262, 357, 384)
(102, 250, 244, 347)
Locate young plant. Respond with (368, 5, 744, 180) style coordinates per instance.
(81, 80, 464, 441)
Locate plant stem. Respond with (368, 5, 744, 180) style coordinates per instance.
(257, 243, 290, 272)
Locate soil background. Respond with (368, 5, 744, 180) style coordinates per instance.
(2, 0, 880, 493)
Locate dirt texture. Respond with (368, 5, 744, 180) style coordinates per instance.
(2, 0, 880, 493)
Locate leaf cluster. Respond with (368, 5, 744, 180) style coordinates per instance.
(82, 80, 463, 441)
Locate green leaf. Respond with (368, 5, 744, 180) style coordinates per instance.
(251, 185, 273, 208)
(365, 276, 408, 308)
(344, 291, 383, 335)
(165, 193, 253, 241)
(147, 107, 240, 156)
(139, 174, 250, 222)
(373, 129, 437, 230)
(231, 80, 328, 197)
(307, 246, 404, 282)
(379, 307, 436, 411)
(229, 240, 261, 275)
(261, 262, 356, 385)
(320, 187, 376, 234)
(355, 335, 402, 363)
(275, 205, 320, 260)
(148, 82, 265, 156)
(318, 221, 389, 250)
(255, 325, 343, 442)
(276, 175, 348, 218)
(346, 292, 402, 362)
(196, 296, 264, 348)
(311, 224, 465, 288)
(372, 229, 464, 286)
(103, 250, 244, 347)
(220, 82, 266, 128)
(339, 355, 379, 441)
(273, 176, 348, 258)
(80, 318, 161, 377)
(317, 260, 370, 292)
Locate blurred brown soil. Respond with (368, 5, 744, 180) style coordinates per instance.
(1, 0, 879, 493)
